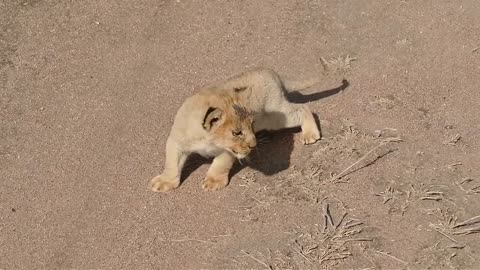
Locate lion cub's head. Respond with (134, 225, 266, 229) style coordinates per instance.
(202, 104, 256, 159)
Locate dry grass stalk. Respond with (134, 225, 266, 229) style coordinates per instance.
(329, 137, 402, 182)
(443, 134, 461, 145)
(447, 162, 462, 171)
(165, 237, 216, 245)
(237, 249, 292, 270)
(374, 250, 407, 265)
(240, 250, 272, 270)
(456, 178, 480, 195)
(429, 225, 464, 246)
(453, 215, 480, 229)
(452, 227, 480, 235)
(458, 178, 474, 185)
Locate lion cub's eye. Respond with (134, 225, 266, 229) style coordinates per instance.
(232, 130, 243, 137)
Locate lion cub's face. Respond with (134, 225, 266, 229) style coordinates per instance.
(202, 105, 256, 159)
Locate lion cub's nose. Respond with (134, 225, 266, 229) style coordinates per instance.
(248, 141, 257, 149)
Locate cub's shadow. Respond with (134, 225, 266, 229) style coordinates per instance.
(288, 79, 349, 103)
(179, 79, 349, 183)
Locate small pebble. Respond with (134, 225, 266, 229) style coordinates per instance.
(444, 125, 454, 129)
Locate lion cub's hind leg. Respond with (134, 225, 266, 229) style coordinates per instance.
(254, 103, 320, 144)
(268, 102, 321, 145)
(202, 151, 236, 191)
(298, 105, 321, 144)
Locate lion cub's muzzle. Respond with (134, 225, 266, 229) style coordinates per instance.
(232, 140, 256, 159)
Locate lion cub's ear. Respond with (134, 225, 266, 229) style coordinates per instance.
(202, 107, 223, 131)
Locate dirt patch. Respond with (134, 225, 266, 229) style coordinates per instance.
(1, 0, 480, 269)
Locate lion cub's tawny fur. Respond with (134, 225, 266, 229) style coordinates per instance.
(151, 68, 321, 192)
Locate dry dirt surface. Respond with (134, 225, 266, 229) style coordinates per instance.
(1, 0, 480, 269)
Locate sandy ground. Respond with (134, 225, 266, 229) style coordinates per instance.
(1, 0, 480, 269)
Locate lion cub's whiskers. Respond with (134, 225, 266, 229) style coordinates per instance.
(238, 158, 245, 166)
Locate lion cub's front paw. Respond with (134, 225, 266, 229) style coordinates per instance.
(302, 128, 321, 145)
(150, 175, 179, 192)
(202, 175, 228, 191)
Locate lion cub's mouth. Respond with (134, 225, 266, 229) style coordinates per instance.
(231, 149, 249, 159)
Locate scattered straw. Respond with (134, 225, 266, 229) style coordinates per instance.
(320, 55, 357, 73)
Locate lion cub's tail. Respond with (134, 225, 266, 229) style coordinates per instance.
(282, 76, 323, 92)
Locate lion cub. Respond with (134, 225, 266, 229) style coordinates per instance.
(151, 68, 321, 192)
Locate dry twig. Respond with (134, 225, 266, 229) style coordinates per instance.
(443, 134, 461, 145)
(374, 250, 407, 265)
(169, 238, 215, 244)
(453, 215, 480, 229)
(456, 178, 480, 195)
(330, 137, 402, 182)
(429, 224, 463, 245)
(241, 250, 272, 270)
